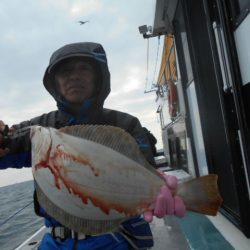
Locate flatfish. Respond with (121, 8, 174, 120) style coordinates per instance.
(30, 125, 222, 235)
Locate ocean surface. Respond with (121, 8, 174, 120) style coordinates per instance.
(0, 181, 43, 250)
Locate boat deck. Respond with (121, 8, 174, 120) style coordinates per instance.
(15, 168, 250, 250)
(17, 212, 250, 250)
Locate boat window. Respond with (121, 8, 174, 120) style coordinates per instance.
(186, 81, 208, 176)
(173, 1, 193, 86)
(161, 101, 170, 128)
(234, 14, 250, 86)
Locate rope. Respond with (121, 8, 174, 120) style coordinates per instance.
(144, 38, 150, 92)
(146, 38, 149, 79)
(0, 200, 33, 229)
(144, 36, 161, 93)
(151, 36, 161, 88)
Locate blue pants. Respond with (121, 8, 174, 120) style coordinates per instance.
(38, 232, 132, 250)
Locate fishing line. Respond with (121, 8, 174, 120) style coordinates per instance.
(0, 200, 33, 229)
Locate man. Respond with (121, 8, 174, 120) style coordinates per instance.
(0, 42, 185, 249)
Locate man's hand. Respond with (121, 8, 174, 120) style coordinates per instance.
(0, 120, 10, 157)
(143, 173, 186, 222)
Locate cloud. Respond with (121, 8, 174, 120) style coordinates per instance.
(69, 0, 103, 17)
(111, 66, 145, 94)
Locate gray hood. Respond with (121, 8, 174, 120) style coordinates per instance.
(43, 42, 111, 108)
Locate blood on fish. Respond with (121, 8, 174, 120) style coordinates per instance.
(36, 161, 61, 189)
(53, 144, 100, 177)
(60, 178, 152, 216)
(35, 150, 154, 216)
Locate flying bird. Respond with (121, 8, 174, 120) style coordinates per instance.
(78, 21, 89, 25)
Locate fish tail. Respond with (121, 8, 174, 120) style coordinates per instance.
(174, 174, 223, 216)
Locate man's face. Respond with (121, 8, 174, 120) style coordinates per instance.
(54, 58, 96, 104)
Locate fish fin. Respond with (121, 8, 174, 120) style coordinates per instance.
(36, 182, 123, 234)
(175, 174, 223, 216)
(59, 125, 159, 175)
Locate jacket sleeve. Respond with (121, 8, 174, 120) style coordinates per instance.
(105, 110, 156, 166)
(0, 111, 64, 169)
(0, 120, 35, 169)
(0, 111, 62, 169)
(125, 116, 156, 167)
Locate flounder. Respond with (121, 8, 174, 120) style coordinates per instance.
(31, 125, 223, 235)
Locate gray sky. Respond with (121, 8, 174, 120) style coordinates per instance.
(0, 0, 165, 187)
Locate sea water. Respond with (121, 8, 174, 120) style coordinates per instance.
(0, 181, 43, 250)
